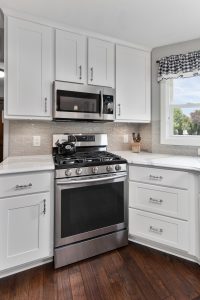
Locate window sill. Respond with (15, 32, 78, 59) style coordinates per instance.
(161, 135, 200, 146)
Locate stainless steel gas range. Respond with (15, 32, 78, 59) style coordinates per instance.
(53, 133, 128, 269)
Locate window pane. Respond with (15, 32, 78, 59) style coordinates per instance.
(173, 107, 200, 135)
(171, 76, 200, 105)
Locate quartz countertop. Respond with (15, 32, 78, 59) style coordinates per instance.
(0, 155, 55, 175)
(113, 151, 200, 172)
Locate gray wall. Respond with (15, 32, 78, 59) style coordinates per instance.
(141, 37, 200, 156)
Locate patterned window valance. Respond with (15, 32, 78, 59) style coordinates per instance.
(157, 50, 200, 82)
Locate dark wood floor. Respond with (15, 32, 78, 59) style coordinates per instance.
(1, 243, 200, 300)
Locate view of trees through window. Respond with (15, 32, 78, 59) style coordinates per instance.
(171, 76, 200, 136)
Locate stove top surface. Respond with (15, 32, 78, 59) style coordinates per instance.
(54, 151, 127, 169)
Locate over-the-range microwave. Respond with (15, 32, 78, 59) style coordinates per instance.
(53, 81, 115, 121)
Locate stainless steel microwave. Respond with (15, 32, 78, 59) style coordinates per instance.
(53, 81, 115, 121)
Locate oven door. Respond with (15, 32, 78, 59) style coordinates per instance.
(54, 81, 103, 120)
(55, 172, 127, 247)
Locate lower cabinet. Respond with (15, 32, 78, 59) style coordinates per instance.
(128, 165, 199, 260)
(0, 192, 51, 270)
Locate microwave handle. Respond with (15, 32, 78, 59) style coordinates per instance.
(100, 90, 103, 117)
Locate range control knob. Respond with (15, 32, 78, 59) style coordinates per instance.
(76, 168, 83, 175)
(106, 165, 113, 172)
(65, 169, 72, 176)
(115, 164, 121, 171)
(92, 166, 98, 174)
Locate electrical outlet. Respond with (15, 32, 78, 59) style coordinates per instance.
(33, 136, 41, 147)
(123, 134, 129, 144)
(198, 148, 200, 156)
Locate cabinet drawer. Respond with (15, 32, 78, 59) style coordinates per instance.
(129, 182, 189, 220)
(129, 166, 189, 189)
(129, 208, 188, 251)
(0, 172, 51, 198)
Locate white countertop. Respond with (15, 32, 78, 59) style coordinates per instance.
(113, 151, 200, 172)
(0, 155, 55, 175)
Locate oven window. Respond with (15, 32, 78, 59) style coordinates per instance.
(57, 90, 101, 113)
(61, 182, 124, 238)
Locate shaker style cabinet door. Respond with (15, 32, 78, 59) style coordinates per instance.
(5, 17, 53, 119)
(0, 192, 51, 270)
(88, 37, 114, 88)
(116, 45, 151, 122)
(55, 29, 86, 84)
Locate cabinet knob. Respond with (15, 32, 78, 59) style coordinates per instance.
(118, 104, 121, 116)
(44, 97, 48, 113)
(90, 67, 94, 81)
(79, 65, 82, 80)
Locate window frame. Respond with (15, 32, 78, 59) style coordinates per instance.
(160, 79, 200, 146)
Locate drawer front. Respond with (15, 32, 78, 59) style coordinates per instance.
(129, 208, 188, 251)
(0, 172, 51, 198)
(129, 182, 189, 220)
(129, 166, 189, 189)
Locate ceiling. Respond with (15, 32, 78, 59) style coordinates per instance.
(1, 0, 200, 48)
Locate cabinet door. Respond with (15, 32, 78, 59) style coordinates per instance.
(6, 17, 53, 119)
(0, 192, 51, 270)
(88, 38, 114, 87)
(116, 45, 151, 122)
(55, 30, 86, 84)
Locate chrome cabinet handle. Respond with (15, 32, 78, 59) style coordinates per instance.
(79, 65, 82, 80)
(149, 197, 163, 204)
(149, 175, 163, 181)
(118, 104, 121, 116)
(43, 199, 46, 215)
(149, 226, 163, 234)
(15, 183, 32, 190)
(44, 97, 48, 113)
(90, 67, 94, 81)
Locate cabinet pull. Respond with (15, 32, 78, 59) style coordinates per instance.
(118, 104, 121, 116)
(43, 199, 46, 215)
(149, 226, 163, 234)
(15, 183, 32, 190)
(79, 65, 82, 80)
(44, 97, 48, 113)
(90, 67, 94, 81)
(149, 197, 163, 204)
(149, 175, 163, 181)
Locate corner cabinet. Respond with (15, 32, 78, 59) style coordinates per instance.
(88, 38, 115, 88)
(0, 171, 54, 276)
(5, 17, 53, 120)
(55, 29, 87, 84)
(116, 45, 151, 122)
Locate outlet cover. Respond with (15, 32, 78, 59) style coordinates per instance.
(123, 134, 129, 144)
(33, 136, 41, 147)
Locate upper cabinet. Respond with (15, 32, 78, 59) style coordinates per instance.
(55, 30, 87, 84)
(116, 45, 151, 123)
(88, 38, 115, 88)
(5, 17, 53, 120)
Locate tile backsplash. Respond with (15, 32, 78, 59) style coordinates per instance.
(9, 120, 140, 156)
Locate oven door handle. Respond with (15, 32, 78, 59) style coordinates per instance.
(56, 173, 127, 185)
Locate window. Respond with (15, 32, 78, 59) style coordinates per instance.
(161, 76, 200, 146)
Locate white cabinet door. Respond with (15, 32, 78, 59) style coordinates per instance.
(88, 38, 114, 87)
(55, 30, 86, 84)
(0, 192, 51, 270)
(6, 17, 53, 119)
(116, 45, 151, 122)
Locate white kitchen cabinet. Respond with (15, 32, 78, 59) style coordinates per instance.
(116, 45, 151, 122)
(0, 192, 51, 270)
(5, 17, 53, 120)
(0, 170, 54, 276)
(88, 38, 114, 88)
(55, 30, 86, 84)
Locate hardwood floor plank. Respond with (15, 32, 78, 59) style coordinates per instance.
(56, 267, 73, 300)
(68, 264, 87, 300)
(43, 263, 57, 300)
(79, 260, 103, 300)
(13, 271, 30, 300)
(0, 274, 16, 300)
(27, 266, 44, 300)
(119, 246, 161, 300)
